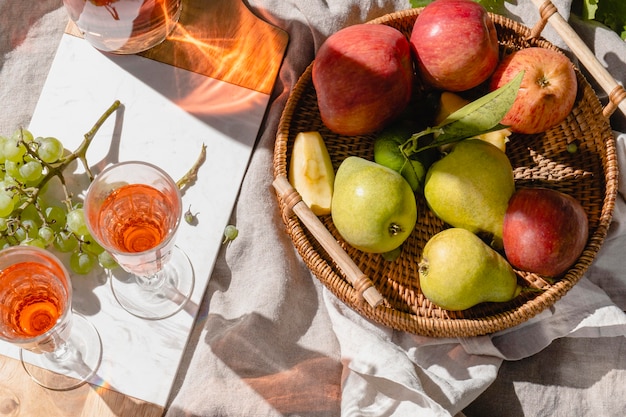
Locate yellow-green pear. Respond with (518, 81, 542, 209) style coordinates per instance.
(419, 228, 520, 311)
(331, 156, 417, 253)
(423, 139, 515, 249)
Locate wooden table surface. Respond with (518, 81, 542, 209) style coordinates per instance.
(0, 1, 288, 416)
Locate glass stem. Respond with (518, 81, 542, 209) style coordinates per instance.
(48, 341, 71, 361)
(134, 272, 165, 290)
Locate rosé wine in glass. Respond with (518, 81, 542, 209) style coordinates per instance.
(84, 161, 194, 320)
(0, 246, 102, 391)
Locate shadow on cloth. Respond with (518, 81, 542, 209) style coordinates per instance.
(205, 312, 342, 416)
(463, 336, 626, 416)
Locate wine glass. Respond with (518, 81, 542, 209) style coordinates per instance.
(84, 161, 194, 320)
(0, 246, 102, 391)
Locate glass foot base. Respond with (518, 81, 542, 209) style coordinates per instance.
(111, 245, 195, 320)
(20, 313, 102, 391)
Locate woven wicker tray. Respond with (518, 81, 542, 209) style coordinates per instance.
(273, 8, 618, 337)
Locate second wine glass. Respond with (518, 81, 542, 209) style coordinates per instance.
(0, 246, 102, 391)
(84, 161, 194, 320)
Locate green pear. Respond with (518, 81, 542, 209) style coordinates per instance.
(332, 156, 417, 253)
(419, 228, 520, 311)
(424, 139, 515, 249)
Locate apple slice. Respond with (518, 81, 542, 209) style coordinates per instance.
(289, 131, 335, 215)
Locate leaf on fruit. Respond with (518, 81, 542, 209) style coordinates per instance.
(401, 71, 524, 156)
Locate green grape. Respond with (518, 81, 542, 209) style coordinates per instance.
(98, 251, 118, 269)
(0, 218, 7, 232)
(21, 237, 46, 248)
(38, 225, 55, 245)
(0, 136, 7, 161)
(36, 137, 64, 164)
(54, 231, 78, 252)
(0, 192, 14, 218)
(0, 237, 10, 249)
(3, 138, 26, 163)
(21, 219, 39, 239)
(66, 208, 89, 236)
(13, 227, 28, 242)
(70, 251, 96, 275)
(82, 235, 104, 255)
(4, 160, 22, 181)
(222, 224, 238, 244)
(20, 202, 42, 225)
(12, 128, 34, 143)
(18, 161, 44, 183)
(45, 206, 66, 231)
(0, 176, 18, 192)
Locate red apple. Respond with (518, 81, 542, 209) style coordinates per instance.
(502, 187, 588, 277)
(410, 0, 499, 92)
(489, 47, 578, 134)
(312, 24, 414, 136)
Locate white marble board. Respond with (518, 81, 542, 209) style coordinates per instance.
(0, 33, 271, 407)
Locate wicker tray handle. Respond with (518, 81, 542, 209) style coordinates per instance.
(272, 176, 384, 308)
(530, 0, 626, 119)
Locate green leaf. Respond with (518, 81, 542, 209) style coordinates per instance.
(474, 0, 507, 15)
(408, 0, 433, 8)
(408, 0, 506, 13)
(401, 70, 524, 156)
(574, 0, 626, 40)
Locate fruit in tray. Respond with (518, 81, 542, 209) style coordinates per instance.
(294, 4, 591, 310)
(312, 24, 414, 136)
(434, 92, 511, 152)
(503, 188, 589, 277)
(331, 156, 417, 254)
(418, 227, 521, 311)
(489, 47, 578, 134)
(423, 139, 515, 250)
(288, 131, 335, 215)
(410, 0, 500, 92)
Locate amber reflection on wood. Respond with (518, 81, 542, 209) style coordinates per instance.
(66, 0, 289, 95)
(0, 355, 164, 417)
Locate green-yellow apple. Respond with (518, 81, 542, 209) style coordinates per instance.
(331, 156, 417, 253)
(373, 122, 438, 193)
(410, 0, 500, 92)
(312, 24, 414, 136)
(488, 47, 578, 134)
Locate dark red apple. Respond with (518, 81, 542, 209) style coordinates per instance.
(503, 187, 588, 277)
(410, 0, 499, 92)
(312, 24, 414, 136)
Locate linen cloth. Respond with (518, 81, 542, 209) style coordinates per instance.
(1, 1, 625, 416)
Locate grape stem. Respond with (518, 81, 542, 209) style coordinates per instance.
(14, 100, 122, 214)
(177, 143, 207, 193)
(73, 99, 122, 181)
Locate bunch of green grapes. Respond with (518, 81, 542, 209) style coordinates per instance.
(0, 127, 118, 275)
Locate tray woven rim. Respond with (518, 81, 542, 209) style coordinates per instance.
(273, 8, 619, 337)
